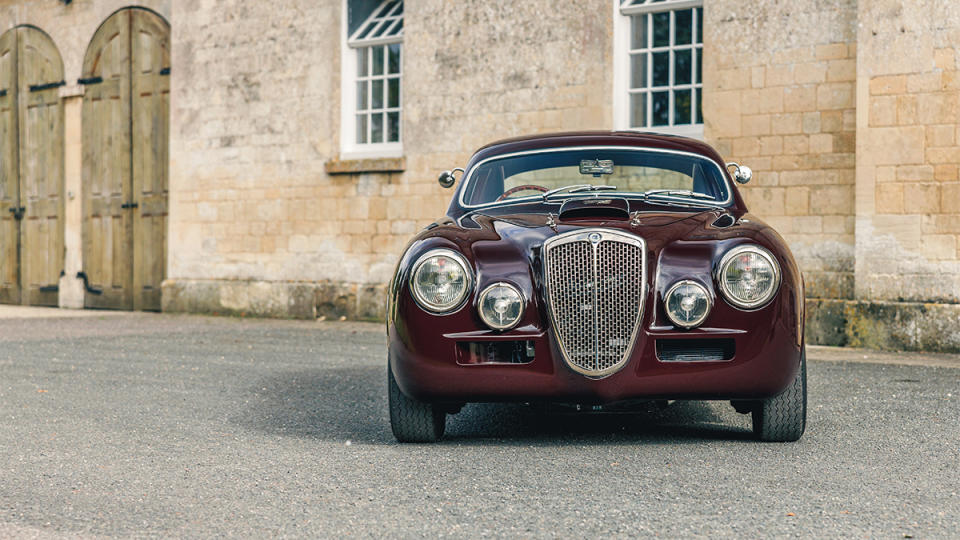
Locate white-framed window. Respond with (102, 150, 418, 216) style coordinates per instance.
(341, 0, 403, 158)
(613, 0, 703, 139)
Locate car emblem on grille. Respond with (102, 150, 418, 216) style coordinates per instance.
(588, 232, 602, 244)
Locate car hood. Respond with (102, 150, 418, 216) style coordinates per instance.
(458, 205, 737, 259)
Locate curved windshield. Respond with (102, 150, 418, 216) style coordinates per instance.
(461, 148, 730, 206)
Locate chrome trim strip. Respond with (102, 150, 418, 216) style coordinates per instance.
(458, 145, 734, 210)
(663, 279, 713, 329)
(409, 248, 474, 314)
(542, 228, 648, 379)
(715, 245, 782, 310)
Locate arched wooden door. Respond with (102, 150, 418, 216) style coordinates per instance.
(81, 8, 169, 311)
(0, 26, 64, 307)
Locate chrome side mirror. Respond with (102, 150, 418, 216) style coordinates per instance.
(726, 162, 752, 184)
(438, 167, 464, 188)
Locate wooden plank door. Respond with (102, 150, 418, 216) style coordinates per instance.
(18, 27, 64, 307)
(82, 8, 169, 311)
(0, 29, 20, 304)
(82, 12, 133, 309)
(131, 10, 170, 311)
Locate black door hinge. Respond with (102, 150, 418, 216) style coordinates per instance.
(77, 76, 103, 85)
(121, 202, 139, 209)
(159, 67, 171, 76)
(76, 271, 103, 295)
(8, 206, 25, 220)
(0, 89, 7, 97)
(29, 80, 66, 92)
(39, 271, 64, 293)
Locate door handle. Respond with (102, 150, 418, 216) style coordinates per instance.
(8, 206, 25, 220)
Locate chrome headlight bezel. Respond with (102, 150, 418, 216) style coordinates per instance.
(664, 279, 712, 329)
(409, 248, 473, 314)
(716, 245, 782, 310)
(477, 282, 525, 331)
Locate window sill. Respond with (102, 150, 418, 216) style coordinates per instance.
(325, 156, 406, 175)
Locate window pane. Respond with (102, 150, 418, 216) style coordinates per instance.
(695, 89, 702, 123)
(630, 53, 647, 89)
(357, 81, 368, 110)
(630, 15, 648, 49)
(387, 77, 400, 108)
(372, 80, 384, 109)
(388, 43, 401, 74)
(696, 7, 703, 43)
(356, 114, 368, 144)
(652, 12, 669, 47)
(674, 89, 691, 125)
(371, 113, 384, 143)
(675, 9, 692, 45)
(371, 20, 388, 39)
(356, 23, 375, 41)
(630, 93, 646, 128)
(652, 52, 669, 87)
(372, 46, 384, 76)
(652, 91, 669, 126)
(387, 111, 400, 142)
(357, 48, 368, 77)
(376, 1, 396, 18)
(696, 48, 702, 83)
(675, 49, 691, 85)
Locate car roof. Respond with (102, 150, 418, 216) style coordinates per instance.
(449, 130, 747, 218)
(468, 130, 727, 168)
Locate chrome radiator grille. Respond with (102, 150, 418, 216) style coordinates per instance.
(543, 229, 647, 378)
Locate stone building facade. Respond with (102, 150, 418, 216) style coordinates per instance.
(0, 0, 958, 351)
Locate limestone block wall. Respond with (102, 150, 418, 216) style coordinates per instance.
(163, 0, 613, 319)
(165, 0, 348, 317)
(856, 0, 960, 303)
(703, 0, 858, 301)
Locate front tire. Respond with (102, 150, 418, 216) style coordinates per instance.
(388, 364, 446, 443)
(752, 348, 807, 442)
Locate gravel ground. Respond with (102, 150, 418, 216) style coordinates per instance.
(0, 313, 958, 538)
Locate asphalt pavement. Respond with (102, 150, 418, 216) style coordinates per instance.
(0, 310, 958, 538)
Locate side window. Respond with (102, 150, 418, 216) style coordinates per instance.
(342, 0, 403, 157)
(615, 0, 703, 138)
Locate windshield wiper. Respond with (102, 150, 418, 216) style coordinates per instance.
(543, 184, 617, 200)
(644, 189, 718, 201)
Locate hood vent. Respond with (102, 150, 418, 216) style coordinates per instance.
(711, 213, 736, 228)
(558, 198, 630, 221)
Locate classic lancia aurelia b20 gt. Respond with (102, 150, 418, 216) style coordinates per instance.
(387, 132, 806, 442)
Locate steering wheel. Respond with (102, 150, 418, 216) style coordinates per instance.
(496, 184, 548, 201)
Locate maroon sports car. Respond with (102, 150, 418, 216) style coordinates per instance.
(387, 131, 806, 442)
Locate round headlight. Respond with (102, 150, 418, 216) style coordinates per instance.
(717, 245, 781, 309)
(410, 249, 472, 313)
(477, 282, 524, 331)
(664, 280, 712, 329)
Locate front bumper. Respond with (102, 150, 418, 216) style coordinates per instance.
(390, 297, 802, 404)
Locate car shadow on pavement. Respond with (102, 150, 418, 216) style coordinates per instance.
(446, 401, 754, 444)
(236, 365, 755, 444)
